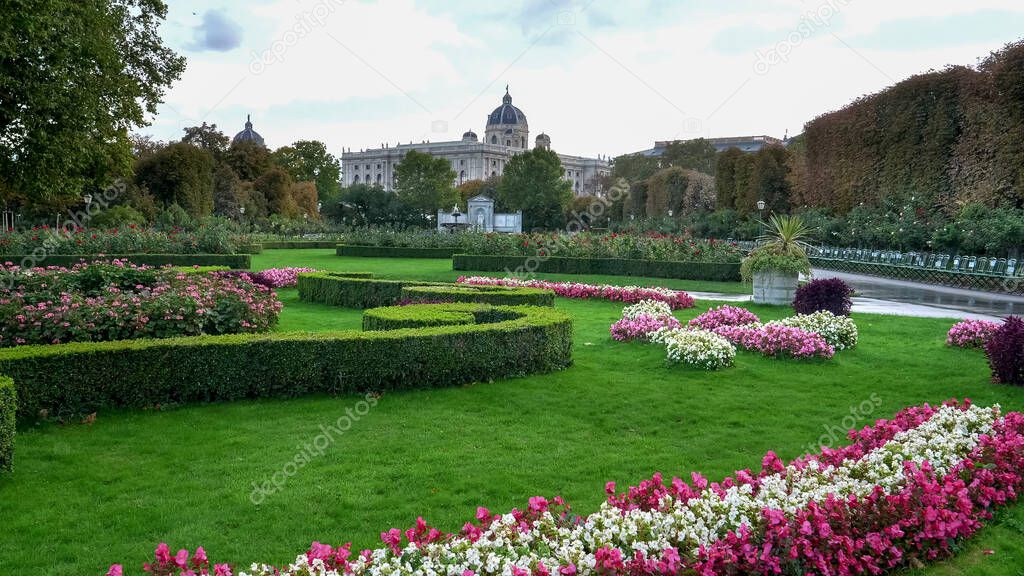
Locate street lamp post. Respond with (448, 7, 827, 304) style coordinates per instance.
(756, 199, 766, 237)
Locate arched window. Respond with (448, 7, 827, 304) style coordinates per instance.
(506, 140, 511, 146)
(459, 170, 466, 184)
(353, 175, 360, 183)
(376, 174, 382, 184)
(491, 171, 497, 177)
(490, 135, 497, 144)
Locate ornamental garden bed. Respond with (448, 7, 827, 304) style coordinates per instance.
(297, 272, 556, 308)
(0, 253, 251, 269)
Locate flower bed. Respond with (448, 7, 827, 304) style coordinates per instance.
(457, 276, 695, 309)
(713, 323, 835, 359)
(946, 319, 1000, 348)
(107, 401, 1024, 576)
(769, 310, 858, 350)
(0, 225, 241, 256)
(215, 267, 316, 289)
(664, 329, 735, 369)
(0, 261, 281, 347)
(687, 304, 760, 330)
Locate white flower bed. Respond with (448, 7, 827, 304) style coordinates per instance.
(769, 310, 858, 350)
(663, 329, 735, 370)
(621, 300, 674, 320)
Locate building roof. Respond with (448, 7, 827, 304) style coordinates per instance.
(486, 87, 527, 127)
(232, 114, 265, 147)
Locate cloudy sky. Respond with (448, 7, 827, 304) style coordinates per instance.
(145, 0, 1024, 159)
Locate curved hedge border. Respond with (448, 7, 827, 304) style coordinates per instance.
(400, 285, 555, 307)
(297, 272, 555, 309)
(337, 245, 458, 258)
(362, 302, 522, 331)
(262, 241, 340, 249)
(0, 376, 13, 472)
(452, 254, 742, 282)
(0, 303, 572, 422)
(0, 253, 251, 269)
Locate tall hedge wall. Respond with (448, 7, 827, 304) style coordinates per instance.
(799, 40, 1024, 213)
(0, 253, 251, 269)
(0, 376, 14, 472)
(0, 304, 572, 421)
(337, 245, 459, 258)
(452, 254, 741, 282)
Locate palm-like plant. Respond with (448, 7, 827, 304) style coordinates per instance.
(756, 214, 815, 257)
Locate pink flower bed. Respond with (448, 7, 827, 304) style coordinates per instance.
(713, 323, 835, 359)
(215, 267, 316, 289)
(688, 305, 760, 330)
(108, 400, 1024, 576)
(946, 319, 1000, 348)
(457, 276, 695, 309)
(610, 314, 682, 342)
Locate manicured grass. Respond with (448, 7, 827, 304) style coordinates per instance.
(0, 251, 1021, 575)
(253, 249, 751, 294)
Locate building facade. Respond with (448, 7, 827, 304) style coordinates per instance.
(341, 88, 611, 197)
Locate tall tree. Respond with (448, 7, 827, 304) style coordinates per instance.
(393, 150, 457, 214)
(715, 147, 744, 210)
(134, 142, 215, 218)
(182, 123, 230, 159)
(661, 139, 718, 175)
(0, 0, 185, 202)
(272, 140, 341, 200)
(497, 147, 572, 230)
(226, 141, 273, 182)
(253, 167, 296, 218)
(611, 153, 660, 183)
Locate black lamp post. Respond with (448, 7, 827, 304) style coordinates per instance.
(756, 199, 766, 237)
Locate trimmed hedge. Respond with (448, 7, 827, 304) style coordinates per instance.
(0, 376, 14, 472)
(337, 245, 458, 258)
(362, 302, 521, 331)
(262, 240, 340, 249)
(0, 253, 251, 269)
(238, 244, 264, 254)
(0, 303, 573, 420)
(400, 285, 555, 307)
(452, 254, 742, 282)
(298, 272, 448, 308)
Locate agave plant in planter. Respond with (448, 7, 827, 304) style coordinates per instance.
(741, 214, 813, 305)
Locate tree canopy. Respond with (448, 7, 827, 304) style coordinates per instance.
(272, 140, 342, 201)
(394, 150, 457, 213)
(0, 0, 185, 202)
(497, 147, 572, 229)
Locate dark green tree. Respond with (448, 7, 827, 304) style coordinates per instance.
(497, 147, 572, 229)
(272, 140, 342, 200)
(394, 150, 457, 214)
(331, 183, 420, 226)
(0, 0, 185, 202)
(661, 138, 718, 175)
(133, 142, 214, 218)
(611, 153, 660, 183)
(253, 167, 296, 218)
(715, 147, 744, 210)
(182, 123, 230, 160)
(226, 141, 273, 182)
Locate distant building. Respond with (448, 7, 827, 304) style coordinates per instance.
(635, 135, 787, 157)
(232, 114, 265, 147)
(341, 87, 611, 197)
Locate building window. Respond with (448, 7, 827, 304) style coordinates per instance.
(506, 140, 511, 146)
(459, 170, 466, 184)
(460, 159, 465, 166)
(353, 175, 360, 183)
(365, 164, 369, 170)
(376, 163, 381, 170)
(490, 135, 497, 144)
(376, 174, 382, 184)
(491, 160, 496, 167)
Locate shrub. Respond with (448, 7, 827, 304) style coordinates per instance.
(0, 224, 242, 256)
(688, 305, 760, 330)
(770, 310, 858, 350)
(0, 253, 250, 269)
(664, 329, 735, 369)
(0, 376, 14, 472)
(0, 303, 572, 420)
(399, 285, 554, 307)
(713, 323, 835, 359)
(453, 254, 741, 282)
(297, 272, 448, 308)
(215, 267, 316, 289)
(610, 314, 681, 342)
(947, 319, 1001, 349)
(0, 261, 281, 347)
(986, 316, 1024, 385)
(793, 277, 854, 315)
(621, 300, 674, 320)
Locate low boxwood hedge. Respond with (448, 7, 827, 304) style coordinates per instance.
(297, 272, 447, 308)
(0, 376, 14, 472)
(0, 303, 572, 421)
(362, 302, 522, 331)
(400, 285, 555, 307)
(337, 245, 458, 258)
(262, 240, 340, 249)
(452, 254, 742, 282)
(0, 253, 251, 269)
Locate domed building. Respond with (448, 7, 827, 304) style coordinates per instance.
(232, 114, 266, 147)
(340, 87, 609, 201)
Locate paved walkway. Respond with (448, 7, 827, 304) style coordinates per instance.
(689, 268, 1024, 321)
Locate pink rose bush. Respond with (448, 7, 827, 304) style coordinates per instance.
(946, 319, 1000, 348)
(0, 260, 281, 347)
(110, 400, 1024, 576)
(687, 305, 760, 330)
(214, 267, 315, 289)
(457, 276, 695, 309)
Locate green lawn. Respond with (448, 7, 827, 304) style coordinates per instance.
(0, 250, 1021, 575)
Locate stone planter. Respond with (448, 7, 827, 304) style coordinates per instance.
(752, 269, 799, 305)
